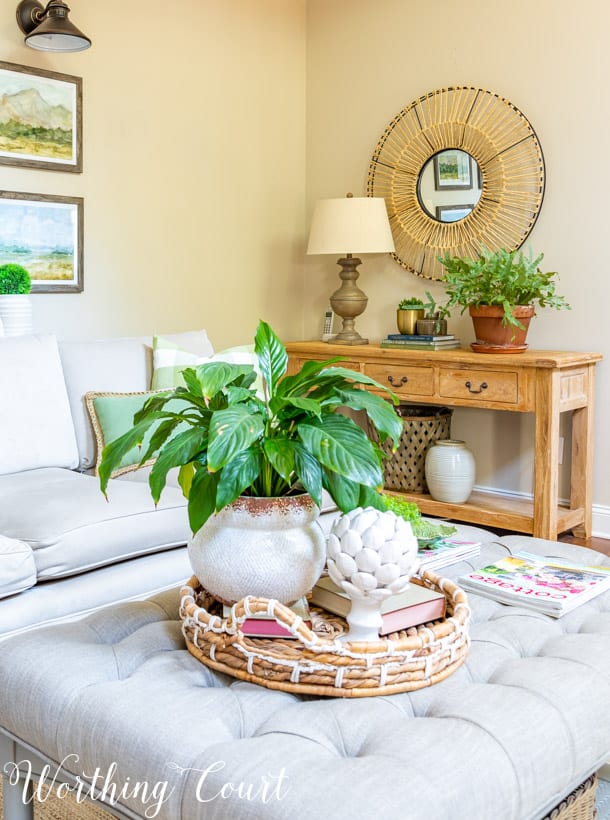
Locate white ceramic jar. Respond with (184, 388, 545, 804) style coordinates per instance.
(424, 439, 475, 504)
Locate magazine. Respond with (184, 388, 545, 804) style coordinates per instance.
(417, 538, 480, 572)
(458, 552, 610, 616)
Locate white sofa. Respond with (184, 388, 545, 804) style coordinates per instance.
(0, 330, 219, 638)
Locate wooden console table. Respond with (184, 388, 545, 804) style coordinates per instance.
(286, 341, 602, 541)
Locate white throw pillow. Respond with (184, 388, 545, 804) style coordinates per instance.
(152, 336, 260, 390)
(0, 334, 79, 475)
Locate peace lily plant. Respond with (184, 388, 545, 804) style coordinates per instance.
(99, 321, 403, 535)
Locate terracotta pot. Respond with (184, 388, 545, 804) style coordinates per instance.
(187, 494, 326, 604)
(397, 308, 424, 335)
(469, 304, 534, 352)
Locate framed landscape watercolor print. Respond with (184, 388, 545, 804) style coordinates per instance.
(0, 191, 84, 293)
(0, 61, 82, 172)
(433, 149, 472, 190)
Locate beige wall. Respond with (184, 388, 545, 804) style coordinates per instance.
(0, 0, 306, 348)
(305, 0, 610, 523)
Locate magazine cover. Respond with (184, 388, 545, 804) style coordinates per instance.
(459, 552, 610, 615)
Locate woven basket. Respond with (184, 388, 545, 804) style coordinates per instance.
(381, 405, 452, 493)
(542, 774, 598, 820)
(180, 569, 470, 698)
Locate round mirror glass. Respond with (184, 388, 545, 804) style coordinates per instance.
(417, 149, 482, 222)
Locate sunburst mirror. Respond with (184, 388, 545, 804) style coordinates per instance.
(367, 87, 545, 280)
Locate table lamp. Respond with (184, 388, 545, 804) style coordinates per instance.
(306, 193, 395, 345)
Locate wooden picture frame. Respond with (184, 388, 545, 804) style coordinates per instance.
(0, 191, 84, 293)
(433, 150, 472, 190)
(0, 60, 82, 173)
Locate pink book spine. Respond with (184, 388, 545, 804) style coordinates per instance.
(379, 598, 446, 635)
(240, 618, 312, 638)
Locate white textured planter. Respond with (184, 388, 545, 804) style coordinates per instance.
(188, 494, 326, 604)
(0, 295, 33, 337)
(425, 439, 475, 503)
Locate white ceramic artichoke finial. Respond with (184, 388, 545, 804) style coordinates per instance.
(326, 506, 419, 641)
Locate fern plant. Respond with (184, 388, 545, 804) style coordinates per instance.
(439, 247, 570, 329)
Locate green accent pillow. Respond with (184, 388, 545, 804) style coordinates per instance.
(151, 335, 261, 391)
(85, 390, 186, 478)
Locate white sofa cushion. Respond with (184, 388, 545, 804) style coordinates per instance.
(0, 468, 191, 580)
(0, 535, 36, 599)
(0, 334, 79, 475)
(59, 330, 214, 470)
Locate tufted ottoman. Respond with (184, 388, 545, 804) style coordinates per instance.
(0, 533, 609, 820)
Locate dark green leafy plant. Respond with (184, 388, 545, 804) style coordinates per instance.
(0, 263, 31, 295)
(99, 321, 403, 534)
(397, 297, 424, 309)
(439, 247, 570, 329)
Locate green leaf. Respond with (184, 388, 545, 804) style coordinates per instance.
(149, 427, 207, 502)
(298, 414, 384, 488)
(215, 447, 261, 509)
(187, 467, 218, 533)
(275, 357, 343, 398)
(207, 406, 264, 471)
(254, 320, 288, 397)
(294, 444, 323, 507)
(263, 437, 296, 484)
(195, 361, 255, 399)
(323, 471, 360, 512)
(178, 462, 195, 498)
(98, 418, 157, 494)
(181, 368, 204, 399)
(268, 395, 322, 418)
(139, 416, 190, 463)
(336, 388, 403, 446)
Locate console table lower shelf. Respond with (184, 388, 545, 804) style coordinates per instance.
(180, 571, 470, 698)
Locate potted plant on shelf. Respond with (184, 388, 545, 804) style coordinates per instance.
(99, 320, 402, 605)
(438, 247, 570, 352)
(0, 263, 33, 337)
(396, 297, 425, 334)
(417, 291, 452, 336)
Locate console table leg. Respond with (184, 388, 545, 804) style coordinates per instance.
(570, 369, 596, 539)
(534, 370, 560, 540)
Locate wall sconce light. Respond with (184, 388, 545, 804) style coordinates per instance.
(16, 0, 91, 52)
(307, 193, 395, 345)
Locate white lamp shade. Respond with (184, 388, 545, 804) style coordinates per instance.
(307, 196, 395, 256)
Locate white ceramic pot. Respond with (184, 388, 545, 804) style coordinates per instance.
(188, 494, 326, 604)
(425, 439, 475, 503)
(0, 295, 33, 337)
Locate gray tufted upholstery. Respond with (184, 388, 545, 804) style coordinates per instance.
(0, 534, 609, 820)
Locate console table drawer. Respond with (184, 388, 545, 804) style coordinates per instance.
(439, 368, 519, 404)
(366, 363, 434, 396)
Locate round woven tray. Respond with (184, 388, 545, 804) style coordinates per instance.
(180, 569, 470, 697)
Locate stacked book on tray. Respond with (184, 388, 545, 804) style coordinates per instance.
(221, 534, 481, 638)
(458, 551, 610, 617)
(380, 332, 461, 350)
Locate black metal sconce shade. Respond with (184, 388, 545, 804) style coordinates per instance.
(16, 0, 91, 52)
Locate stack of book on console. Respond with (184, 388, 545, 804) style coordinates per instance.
(309, 577, 446, 635)
(458, 552, 610, 617)
(381, 333, 461, 351)
(222, 597, 311, 638)
(418, 537, 481, 572)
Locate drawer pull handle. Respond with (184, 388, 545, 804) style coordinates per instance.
(388, 375, 408, 386)
(465, 380, 488, 394)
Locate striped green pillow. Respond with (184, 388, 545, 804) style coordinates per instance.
(151, 335, 259, 390)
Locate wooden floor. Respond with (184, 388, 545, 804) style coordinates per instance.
(559, 533, 610, 557)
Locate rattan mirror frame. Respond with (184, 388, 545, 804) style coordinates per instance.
(367, 87, 545, 280)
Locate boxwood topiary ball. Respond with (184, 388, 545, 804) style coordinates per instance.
(0, 264, 31, 295)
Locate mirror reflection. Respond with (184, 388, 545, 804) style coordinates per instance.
(418, 149, 482, 223)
